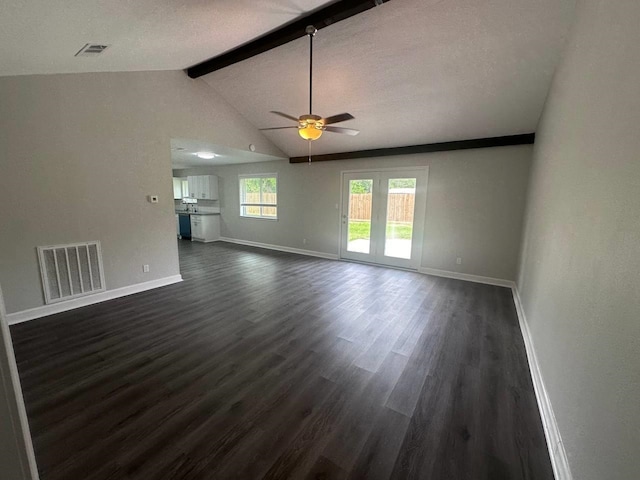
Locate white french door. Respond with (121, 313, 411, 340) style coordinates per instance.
(340, 168, 428, 269)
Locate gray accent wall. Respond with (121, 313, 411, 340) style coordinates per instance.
(0, 71, 284, 314)
(517, 0, 640, 478)
(175, 144, 532, 281)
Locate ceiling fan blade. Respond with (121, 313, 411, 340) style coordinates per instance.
(270, 111, 300, 122)
(325, 126, 360, 136)
(260, 126, 299, 131)
(322, 113, 355, 125)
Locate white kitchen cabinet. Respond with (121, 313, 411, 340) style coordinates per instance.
(187, 176, 196, 198)
(190, 215, 201, 239)
(187, 175, 218, 200)
(202, 176, 218, 200)
(190, 214, 220, 243)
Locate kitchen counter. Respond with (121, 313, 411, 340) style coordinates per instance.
(175, 211, 220, 216)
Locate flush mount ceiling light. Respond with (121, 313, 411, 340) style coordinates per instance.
(260, 25, 359, 143)
(195, 151, 215, 159)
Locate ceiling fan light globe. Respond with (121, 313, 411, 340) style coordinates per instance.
(298, 125, 323, 141)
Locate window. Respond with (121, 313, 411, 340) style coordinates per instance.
(239, 174, 278, 219)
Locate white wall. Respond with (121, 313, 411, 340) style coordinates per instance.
(517, 1, 640, 479)
(175, 144, 531, 281)
(0, 71, 283, 314)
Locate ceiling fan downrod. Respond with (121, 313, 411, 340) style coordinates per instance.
(306, 25, 317, 115)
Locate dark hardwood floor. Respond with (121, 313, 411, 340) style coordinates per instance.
(10, 241, 553, 480)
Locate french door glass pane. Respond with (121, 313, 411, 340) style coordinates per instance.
(347, 179, 373, 254)
(384, 178, 416, 259)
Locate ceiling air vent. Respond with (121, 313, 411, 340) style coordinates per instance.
(75, 43, 110, 57)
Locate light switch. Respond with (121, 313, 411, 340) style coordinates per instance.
(148, 195, 159, 203)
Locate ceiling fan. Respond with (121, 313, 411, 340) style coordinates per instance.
(260, 25, 359, 142)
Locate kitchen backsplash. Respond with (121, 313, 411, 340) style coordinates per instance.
(174, 199, 220, 214)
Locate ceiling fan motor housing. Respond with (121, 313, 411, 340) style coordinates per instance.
(298, 114, 324, 140)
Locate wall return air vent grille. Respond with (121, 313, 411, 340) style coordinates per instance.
(75, 43, 110, 57)
(37, 241, 106, 304)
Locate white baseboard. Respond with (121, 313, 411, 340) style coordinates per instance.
(7, 275, 183, 325)
(512, 287, 573, 480)
(219, 237, 339, 260)
(418, 266, 515, 288)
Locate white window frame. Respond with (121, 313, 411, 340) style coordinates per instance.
(239, 173, 278, 220)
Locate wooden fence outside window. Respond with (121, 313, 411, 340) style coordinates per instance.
(349, 193, 415, 223)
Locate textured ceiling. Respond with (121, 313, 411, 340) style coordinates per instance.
(0, 0, 335, 76)
(202, 0, 576, 157)
(2, 0, 576, 159)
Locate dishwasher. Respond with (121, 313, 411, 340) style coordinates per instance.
(178, 214, 191, 239)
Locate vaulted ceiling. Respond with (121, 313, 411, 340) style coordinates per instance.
(0, 0, 334, 76)
(202, 0, 575, 156)
(1, 0, 575, 158)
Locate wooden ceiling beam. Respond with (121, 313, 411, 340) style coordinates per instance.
(186, 0, 390, 79)
(289, 133, 535, 163)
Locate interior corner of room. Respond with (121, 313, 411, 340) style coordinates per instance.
(1, 0, 639, 479)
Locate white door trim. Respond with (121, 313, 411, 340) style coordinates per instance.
(0, 285, 40, 479)
(340, 166, 430, 173)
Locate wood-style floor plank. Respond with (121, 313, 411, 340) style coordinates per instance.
(10, 240, 553, 480)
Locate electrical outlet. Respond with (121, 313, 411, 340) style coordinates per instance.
(303, 239, 307, 245)
(456, 257, 462, 265)
(143, 264, 150, 273)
